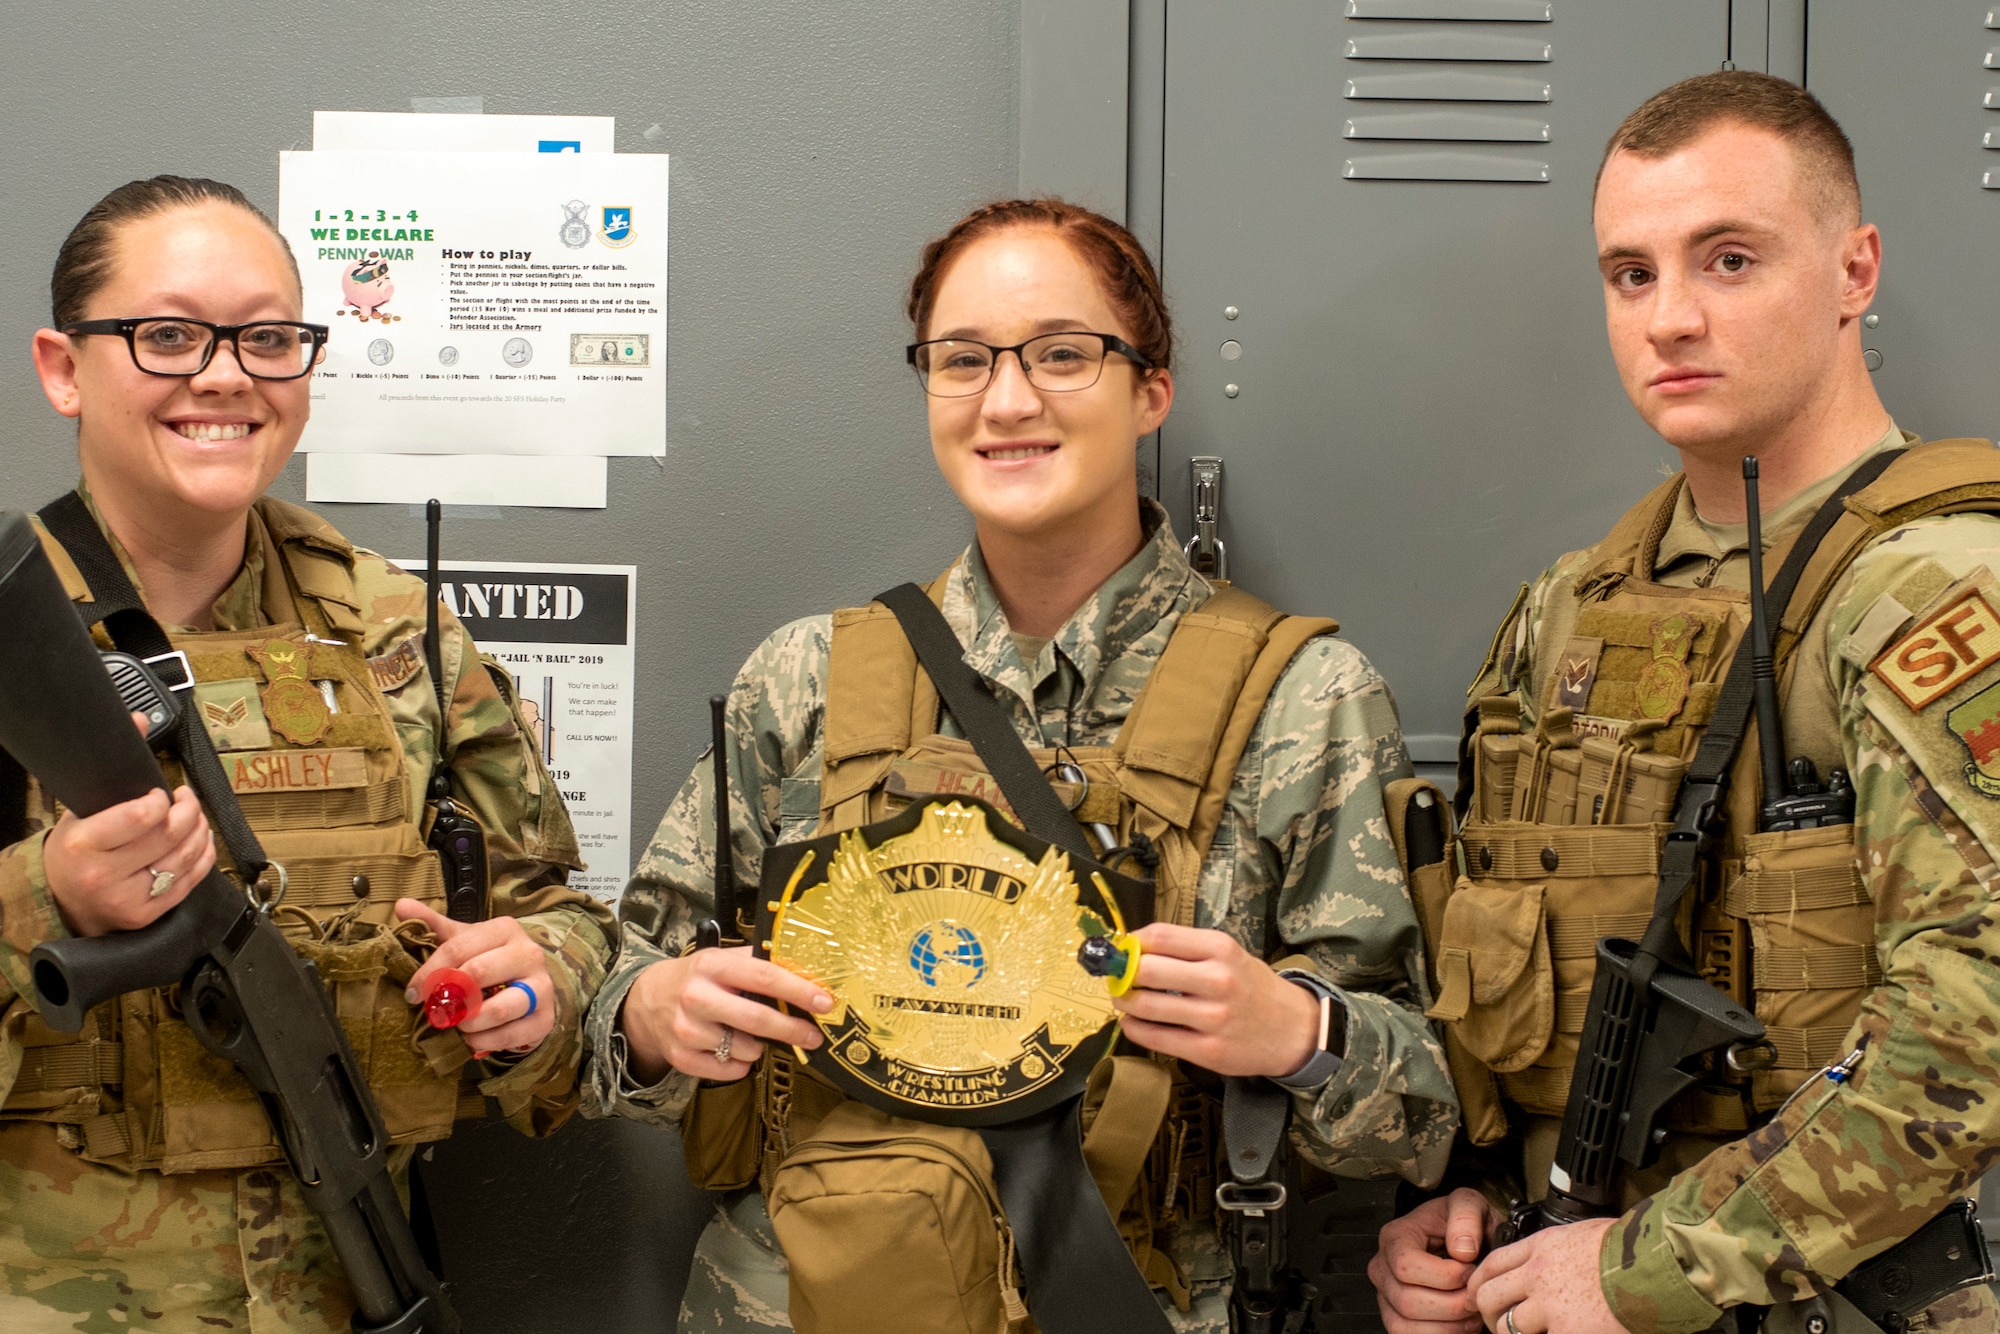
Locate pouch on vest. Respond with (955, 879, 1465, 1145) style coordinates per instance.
(1723, 823, 1874, 1109)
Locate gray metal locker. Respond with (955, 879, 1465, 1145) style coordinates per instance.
(1151, 1, 1731, 773)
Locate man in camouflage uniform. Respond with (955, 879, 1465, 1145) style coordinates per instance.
(0, 493, 616, 1331)
(1372, 73, 2000, 1334)
(584, 500, 1460, 1331)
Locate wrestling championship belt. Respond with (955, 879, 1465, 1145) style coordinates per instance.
(756, 796, 1151, 1127)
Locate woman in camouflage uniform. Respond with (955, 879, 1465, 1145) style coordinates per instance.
(0, 176, 615, 1330)
(585, 199, 1459, 1331)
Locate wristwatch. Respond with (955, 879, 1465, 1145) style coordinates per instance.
(1272, 968, 1347, 1091)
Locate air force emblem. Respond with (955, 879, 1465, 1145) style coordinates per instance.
(599, 205, 635, 248)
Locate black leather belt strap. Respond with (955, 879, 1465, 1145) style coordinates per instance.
(37, 492, 269, 884)
(876, 583, 1099, 865)
(875, 582, 1170, 1334)
(980, 1099, 1173, 1334)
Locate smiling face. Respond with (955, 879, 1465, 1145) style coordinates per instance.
(34, 200, 312, 527)
(922, 227, 1172, 544)
(1592, 121, 1878, 461)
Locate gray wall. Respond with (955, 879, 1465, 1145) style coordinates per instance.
(1, 3, 1019, 1327)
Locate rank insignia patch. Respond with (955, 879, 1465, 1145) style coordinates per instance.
(193, 679, 273, 752)
(1552, 635, 1604, 712)
(246, 638, 334, 746)
(1947, 678, 2000, 797)
(1870, 588, 2000, 712)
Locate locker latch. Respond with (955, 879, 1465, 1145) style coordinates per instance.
(1183, 456, 1227, 581)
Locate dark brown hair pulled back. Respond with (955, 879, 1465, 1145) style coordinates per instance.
(51, 175, 300, 329)
(907, 198, 1173, 375)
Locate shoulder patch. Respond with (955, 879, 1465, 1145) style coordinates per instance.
(1944, 681, 2000, 798)
(368, 634, 425, 692)
(1870, 584, 2000, 711)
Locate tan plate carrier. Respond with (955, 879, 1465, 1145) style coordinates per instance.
(3, 502, 488, 1173)
(1429, 439, 2000, 1148)
(679, 574, 1341, 1329)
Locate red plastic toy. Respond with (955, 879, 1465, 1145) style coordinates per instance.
(424, 967, 483, 1030)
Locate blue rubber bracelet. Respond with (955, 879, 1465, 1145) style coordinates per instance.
(503, 979, 539, 1017)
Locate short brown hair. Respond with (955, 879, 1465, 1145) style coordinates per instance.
(906, 198, 1173, 375)
(51, 175, 301, 328)
(1596, 71, 1860, 226)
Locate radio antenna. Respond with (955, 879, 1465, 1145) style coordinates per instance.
(1742, 458, 1789, 805)
(710, 694, 737, 933)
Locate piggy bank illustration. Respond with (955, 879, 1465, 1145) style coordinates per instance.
(340, 253, 395, 320)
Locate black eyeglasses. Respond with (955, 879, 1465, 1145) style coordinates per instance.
(64, 317, 330, 382)
(906, 331, 1152, 398)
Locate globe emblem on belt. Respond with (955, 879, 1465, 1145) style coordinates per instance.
(909, 921, 985, 989)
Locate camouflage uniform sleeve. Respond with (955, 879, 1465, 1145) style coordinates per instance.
(581, 614, 832, 1127)
(0, 809, 67, 1102)
(1223, 635, 1458, 1186)
(399, 574, 615, 1135)
(1601, 514, 2000, 1333)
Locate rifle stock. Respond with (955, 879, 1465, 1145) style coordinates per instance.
(0, 510, 456, 1334)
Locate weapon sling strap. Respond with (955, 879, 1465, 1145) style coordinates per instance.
(36, 492, 269, 885)
(875, 582, 1174, 1334)
(1634, 450, 1902, 979)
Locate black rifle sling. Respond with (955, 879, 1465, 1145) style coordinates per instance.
(38, 492, 269, 884)
(1636, 449, 1901, 969)
(875, 583, 1099, 863)
(875, 583, 1172, 1334)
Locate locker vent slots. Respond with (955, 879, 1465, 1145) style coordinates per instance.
(1341, 0, 1553, 184)
(1984, 7, 2000, 189)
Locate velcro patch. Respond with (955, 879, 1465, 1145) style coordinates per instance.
(368, 635, 424, 692)
(1551, 636, 1603, 712)
(1870, 588, 2000, 711)
(225, 747, 369, 794)
(193, 679, 273, 752)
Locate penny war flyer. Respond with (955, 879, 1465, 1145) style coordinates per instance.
(399, 559, 638, 901)
(279, 150, 668, 456)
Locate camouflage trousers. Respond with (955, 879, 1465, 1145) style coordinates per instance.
(1751, 1285, 1997, 1334)
(0, 1121, 364, 1333)
(677, 1187, 1232, 1333)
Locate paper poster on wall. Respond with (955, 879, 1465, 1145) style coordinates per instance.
(279, 149, 668, 456)
(304, 112, 624, 507)
(404, 559, 637, 902)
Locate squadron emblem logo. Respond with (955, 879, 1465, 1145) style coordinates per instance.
(761, 800, 1133, 1125)
(599, 205, 636, 248)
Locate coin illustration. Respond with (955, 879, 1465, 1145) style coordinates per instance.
(437, 346, 459, 367)
(367, 339, 394, 366)
(502, 338, 533, 368)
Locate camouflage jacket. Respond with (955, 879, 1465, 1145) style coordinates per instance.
(584, 504, 1458, 1226)
(1473, 433, 2000, 1332)
(0, 494, 615, 1328)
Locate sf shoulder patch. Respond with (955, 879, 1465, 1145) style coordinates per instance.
(1870, 587, 2000, 711)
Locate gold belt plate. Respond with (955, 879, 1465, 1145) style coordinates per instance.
(759, 799, 1132, 1126)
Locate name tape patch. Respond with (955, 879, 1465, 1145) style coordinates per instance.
(1870, 588, 2000, 711)
(227, 747, 369, 794)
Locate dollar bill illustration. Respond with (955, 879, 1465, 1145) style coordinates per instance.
(568, 334, 651, 368)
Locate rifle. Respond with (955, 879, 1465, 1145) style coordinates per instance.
(0, 510, 457, 1334)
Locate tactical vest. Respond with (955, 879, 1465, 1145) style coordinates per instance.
(3, 501, 484, 1173)
(679, 572, 1337, 1309)
(1432, 439, 2000, 1149)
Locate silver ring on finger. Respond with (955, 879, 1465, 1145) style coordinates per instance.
(147, 868, 175, 898)
(713, 1026, 734, 1063)
(1504, 1304, 1523, 1334)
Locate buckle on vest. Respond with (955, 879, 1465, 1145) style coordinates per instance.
(1215, 1180, 1287, 1215)
(142, 648, 194, 693)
